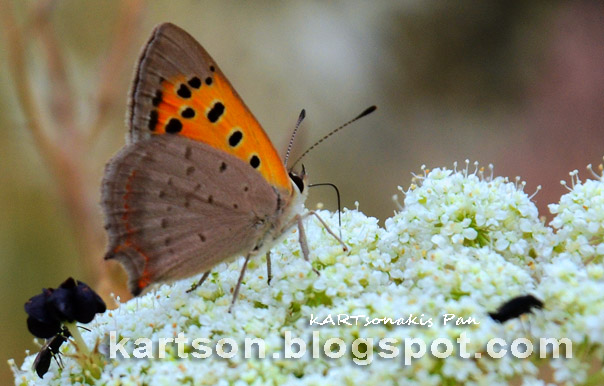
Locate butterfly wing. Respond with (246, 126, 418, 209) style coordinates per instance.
(102, 135, 284, 295)
(128, 22, 292, 194)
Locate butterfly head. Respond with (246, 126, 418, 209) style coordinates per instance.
(288, 164, 307, 194)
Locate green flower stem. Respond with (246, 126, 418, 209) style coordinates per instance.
(64, 322, 101, 380)
(65, 322, 90, 357)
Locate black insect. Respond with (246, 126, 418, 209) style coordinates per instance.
(488, 294, 544, 323)
(32, 328, 70, 378)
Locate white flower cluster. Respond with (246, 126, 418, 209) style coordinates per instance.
(11, 161, 604, 385)
(549, 167, 604, 264)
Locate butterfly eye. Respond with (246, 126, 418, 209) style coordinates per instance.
(289, 172, 305, 193)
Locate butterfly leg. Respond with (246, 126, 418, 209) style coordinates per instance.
(306, 210, 348, 251)
(266, 251, 272, 285)
(229, 253, 252, 313)
(186, 271, 211, 293)
(297, 216, 320, 276)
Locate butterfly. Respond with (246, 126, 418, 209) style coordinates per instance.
(101, 22, 348, 310)
(488, 294, 544, 323)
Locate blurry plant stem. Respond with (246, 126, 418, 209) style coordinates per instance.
(65, 322, 103, 380)
(65, 323, 91, 358)
(0, 0, 143, 302)
(88, 0, 145, 143)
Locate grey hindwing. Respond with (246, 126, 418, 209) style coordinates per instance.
(101, 135, 281, 294)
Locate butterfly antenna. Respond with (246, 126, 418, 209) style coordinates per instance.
(284, 109, 306, 167)
(290, 105, 377, 170)
(309, 182, 343, 239)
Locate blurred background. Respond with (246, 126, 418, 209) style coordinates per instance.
(1, 0, 603, 383)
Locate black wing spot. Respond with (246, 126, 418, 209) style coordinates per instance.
(165, 118, 183, 133)
(158, 190, 166, 199)
(186, 166, 195, 176)
(233, 203, 239, 209)
(161, 219, 168, 228)
(164, 237, 171, 246)
(185, 146, 192, 159)
(228, 130, 243, 147)
(148, 110, 158, 131)
(181, 107, 195, 119)
(194, 183, 201, 191)
(243, 186, 249, 192)
(208, 195, 214, 204)
(207, 102, 225, 123)
(209, 65, 216, 72)
(152, 90, 163, 107)
(219, 162, 227, 172)
(198, 233, 206, 242)
(188, 77, 201, 89)
(177, 84, 191, 99)
(250, 155, 260, 169)
(205, 77, 213, 85)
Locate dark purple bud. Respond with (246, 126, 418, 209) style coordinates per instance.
(25, 289, 62, 338)
(25, 289, 57, 323)
(72, 281, 107, 323)
(25, 278, 106, 339)
(48, 287, 77, 322)
(48, 278, 106, 323)
(26, 316, 62, 339)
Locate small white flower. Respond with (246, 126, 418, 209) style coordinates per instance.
(11, 161, 604, 385)
(549, 176, 604, 264)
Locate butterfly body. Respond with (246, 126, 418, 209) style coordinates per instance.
(102, 23, 307, 295)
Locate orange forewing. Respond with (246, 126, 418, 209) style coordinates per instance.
(152, 71, 292, 193)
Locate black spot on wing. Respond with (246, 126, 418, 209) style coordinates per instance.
(165, 118, 182, 133)
(188, 77, 201, 89)
(148, 110, 158, 131)
(181, 107, 195, 119)
(207, 102, 224, 123)
(152, 90, 163, 107)
(250, 155, 260, 169)
(177, 84, 191, 99)
(229, 130, 243, 147)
